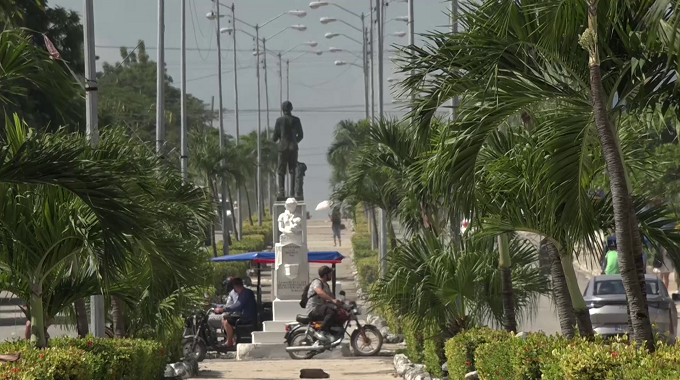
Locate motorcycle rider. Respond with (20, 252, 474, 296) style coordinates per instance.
(306, 266, 342, 342)
(215, 277, 257, 347)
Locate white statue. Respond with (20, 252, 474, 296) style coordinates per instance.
(278, 198, 302, 238)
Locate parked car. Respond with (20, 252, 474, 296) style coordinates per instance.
(583, 274, 677, 342)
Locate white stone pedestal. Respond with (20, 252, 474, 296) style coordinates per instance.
(247, 198, 310, 355)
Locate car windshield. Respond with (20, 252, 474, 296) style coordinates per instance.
(594, 279, 659, 296)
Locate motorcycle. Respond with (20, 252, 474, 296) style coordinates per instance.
(182, 308, 255, 362)
(284, 291, 383, 360)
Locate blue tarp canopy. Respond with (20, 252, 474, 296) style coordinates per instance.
(210, 251, 344, 263)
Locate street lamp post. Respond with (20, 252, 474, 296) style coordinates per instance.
(84, 0, 105, 339)
(285, 50, 322, 97)
(230, 3, 242, 239)
(207, 5, 229, 255)
(156, 0, 165, 154)
(180, 0, 188, 182)
(377, 0, 387, 279)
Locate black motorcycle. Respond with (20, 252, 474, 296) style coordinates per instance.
(284, 292, 383, 360)
(181, 308, 256, 362)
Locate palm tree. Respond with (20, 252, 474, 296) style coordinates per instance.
(370, 231, 549, 337)
(190, 129, 246, 247)
(328, 119, 380, 248)
(398, 0, 680, 349)
(0, 30, 80, 128)
(0, 118, 213, 346)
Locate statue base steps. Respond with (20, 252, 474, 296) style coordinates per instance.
(272, 299, 305, 321)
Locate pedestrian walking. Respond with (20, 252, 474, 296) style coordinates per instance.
(330, 206, 342, 247)
(654, 247, 674, 289)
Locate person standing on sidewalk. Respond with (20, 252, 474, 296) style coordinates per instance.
(602, 237, 620, 275)
(330, 206, 342, 247)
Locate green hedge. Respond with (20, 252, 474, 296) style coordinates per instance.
(445, 329, 680, 380)
(0, 337, 165, 380)
(402, 317, 424, 364)
(242, 223, 273, 246)
(356, 256, 379, 289)
(232, 234, 265, 252)
(352, 234, 372, 251)
(444, 327, 511, 379)
(423, 326, 445, 377)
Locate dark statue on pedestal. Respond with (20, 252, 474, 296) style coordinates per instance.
(296, 162, 307, 200)
(273, 101, 304, 201)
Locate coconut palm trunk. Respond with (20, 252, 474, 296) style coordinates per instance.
(29, 282, 46, 348)
(579, 0, 653, 350)
(387, 216, 398, 249)
(545, 240, 576, 338)
(560, 252, 594, 337)
(74, 298, 89, 337)
(371, 206, 379, 249)
(210, 223, 218, 257)
(497, 233, 517, 332)
(244, 183, 254, 226)
(111, 296, 125, 338)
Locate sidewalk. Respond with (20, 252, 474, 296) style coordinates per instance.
(192, 357, 396, 380)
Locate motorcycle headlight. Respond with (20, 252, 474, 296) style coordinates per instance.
(353, 308, 360, 315)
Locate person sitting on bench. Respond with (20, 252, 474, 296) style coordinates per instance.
(215, 278, 257, 347)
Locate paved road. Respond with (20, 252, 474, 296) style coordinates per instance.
(521, 270, 590, 334)
(0, 292, 76, 342)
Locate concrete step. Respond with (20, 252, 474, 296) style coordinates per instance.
(263, 321, 291, 332)
(251, 331, 286, 344)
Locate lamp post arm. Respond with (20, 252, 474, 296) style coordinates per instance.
(261, 12, 287, 28)
(340, 33, 363, 45)
(331, 3, 362, 19)
(266, 27, 290, 41)
(338, 19, 362, 33)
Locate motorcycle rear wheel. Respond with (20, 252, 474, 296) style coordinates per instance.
(287, 329, 316, 360)
(350, 325, 383, 356)
(182, 338, 207, 362)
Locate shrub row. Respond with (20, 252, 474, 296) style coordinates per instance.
(444, 328, 680, 380)
(0, 337, 165, 380)
(242, 223, 273, 247)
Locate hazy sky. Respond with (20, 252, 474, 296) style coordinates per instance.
(52, 0, 452, 218)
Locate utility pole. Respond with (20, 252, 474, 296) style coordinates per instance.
(156, 0, 165, 154)
(255, 26, 263, 226)
(84, 0, 104, 338)
(362, 14, 369, 120)
(231, 3, 242, 240)
(278, 53, 283, 111)
(215, 2, 229, 255)
(180, 0, 188, 182)
(369, 0, 375, 121)
(286, 59, 290, 100)
(450, 0, 458, 117)
(449, 0, 461, 243)
(210, 95, 214, 132)
(377, 0, 387, 278)
(263, 39, 271, 219)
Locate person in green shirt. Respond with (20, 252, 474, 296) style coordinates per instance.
(602, 237, 620, 274)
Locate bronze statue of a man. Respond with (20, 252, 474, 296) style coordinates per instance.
(273, 101, 304, 200)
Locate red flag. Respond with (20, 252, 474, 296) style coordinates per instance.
(42, 34, 61, 60)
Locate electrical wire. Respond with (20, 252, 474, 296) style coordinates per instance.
(190, 0, 208, 38)
(189, 0, 213, 61)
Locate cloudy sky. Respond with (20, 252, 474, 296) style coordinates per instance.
(52, 0, 453, 218)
